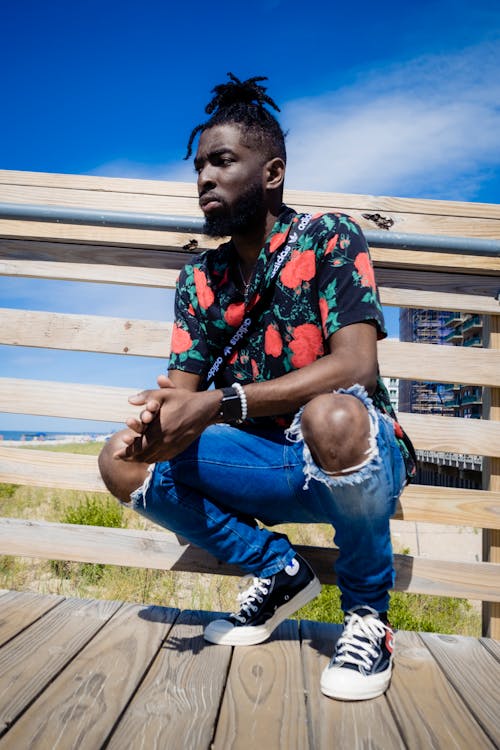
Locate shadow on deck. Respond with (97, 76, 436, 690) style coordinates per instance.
(0, 590, 498, 749)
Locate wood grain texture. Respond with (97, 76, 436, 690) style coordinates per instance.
(2, 379, 500, 455)
(3, 311, 500, 385)
(387, 630, 495, 749)
(299, 620, 403, 749)
(0, 308, 172, 358)
(379, 286, 500, 315)
(0, 590, 64, 648)
(213, 619, 308, 750)
(420, 632, 500, 745)
(0, 518, 498, 601)
(0, 596, 122, 736)
(479, 638, 500, 662)
(108, 610, 231, 750)
(0, 602, 178, 749)
(2, 447, 500, 529)
(2, 169, 499, 220)
(2, 238, 500, 296)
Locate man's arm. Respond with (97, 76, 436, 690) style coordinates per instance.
(115, 321, 378, 462)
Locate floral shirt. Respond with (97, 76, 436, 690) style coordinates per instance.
(169, 206, 416, 480)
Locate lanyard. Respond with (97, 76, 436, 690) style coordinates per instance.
(205, 213, 313, 387)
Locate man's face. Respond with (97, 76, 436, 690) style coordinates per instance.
(194, 124, 268, 237)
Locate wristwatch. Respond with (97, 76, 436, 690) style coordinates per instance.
(218, 386, 243, 423)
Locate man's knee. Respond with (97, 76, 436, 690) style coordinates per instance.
(98, 431, 149, 503)
(301, 392, 370, 474)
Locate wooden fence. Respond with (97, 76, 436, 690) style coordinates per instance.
(0, 170, 499, 636)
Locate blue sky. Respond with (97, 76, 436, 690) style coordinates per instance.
(1, 0, 499, 433)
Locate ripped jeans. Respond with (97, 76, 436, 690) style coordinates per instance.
(128, 385, 407, 613)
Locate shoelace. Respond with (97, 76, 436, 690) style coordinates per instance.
(231, 576, 271, 623)
(333, 610, 390, 670)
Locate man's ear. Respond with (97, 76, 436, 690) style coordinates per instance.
(264, 157, 286, 191)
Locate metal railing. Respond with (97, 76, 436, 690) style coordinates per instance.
(1, 201, 500, 256)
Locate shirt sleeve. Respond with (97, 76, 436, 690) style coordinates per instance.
(168, 263, 210, 376)
(315, 214, 387, 340)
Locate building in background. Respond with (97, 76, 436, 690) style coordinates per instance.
(399, 309, 484, 489)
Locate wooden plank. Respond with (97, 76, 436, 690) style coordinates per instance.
(3, 311, 500, 386)
(0, 446, 107, 492)
(2, 170, 500, 221)
(0, 308, 172, 358)
(1, 219, 499, 275)
(1, 447, 500, 530)
(0, 518, 498, 601)
(1, 379, 500, 456)
(0, 601, 179, 748)
(0, 590, 64, 648)
(378, 340, 500, 387)
(397, 412, 500, 456)
(482, 315, 500, 638)
(0, 595, 122, 736)
(376, 267, 500, 296)
(397, 483, 500, 529)
(299, 620, 403, 748)
(2, 238, 500, 297)
(213, 619, 309, 749)
(479, 638, 500, 662)
(379, 287, 500, 315)
(107, 609, 231, 750)
(420, 632, 500, 746)
(2, 181, 500, 244)
(387, 630, 495, 748)
(3, 177, 500, 229)
(0, 256, 181, 288)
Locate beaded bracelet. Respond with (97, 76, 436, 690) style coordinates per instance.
(231, 382, 248, 422)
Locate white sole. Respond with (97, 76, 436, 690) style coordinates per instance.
(204, 576, 321, 646)
(320, 663, 392, 701)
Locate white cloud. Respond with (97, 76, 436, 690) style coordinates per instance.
(89, 158, 193, 183)
(283, 41, 500, 199)
(88, 41, 500, 201)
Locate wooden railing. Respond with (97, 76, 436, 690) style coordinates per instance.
(1, 170, 499, 636)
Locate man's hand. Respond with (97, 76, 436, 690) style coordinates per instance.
(113, 374, 221, 463)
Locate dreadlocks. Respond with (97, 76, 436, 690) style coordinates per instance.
(185, 73, 286, 162)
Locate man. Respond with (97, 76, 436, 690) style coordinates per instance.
(99, 73, 415, 701)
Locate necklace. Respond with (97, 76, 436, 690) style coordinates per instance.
(237, 260, 253, 296)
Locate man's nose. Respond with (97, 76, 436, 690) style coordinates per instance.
(198, 164, 217, 192)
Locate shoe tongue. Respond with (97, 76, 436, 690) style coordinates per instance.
(348, 606, 377, 619)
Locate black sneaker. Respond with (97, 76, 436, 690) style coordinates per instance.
(320, 606, 394, 700)
(203, 554, 321, 646)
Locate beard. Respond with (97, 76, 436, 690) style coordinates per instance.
(202, 181, 267, 238)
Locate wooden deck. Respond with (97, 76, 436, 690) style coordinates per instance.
(0, 591, 498, 749)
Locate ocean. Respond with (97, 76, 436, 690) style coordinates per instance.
(0, 430, 109, 443)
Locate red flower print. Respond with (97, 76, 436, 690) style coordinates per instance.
(251, 359, 259, 379)
(194, 267, 215, 309)
(247, 293, 261, 311)
(319, 297, 329, 337)
(269, 230, 288, 254)
(354, 252, 376, 288)
(289, 324, 324, 368)
(170, 323, 192, 354)
(325, 234, 339, 255)
(225, 301, 245, 327)
(393, 421, 404, 439)
(281, 250, 316, 289)
(188, 303, 195, 316)
(264, 324, 283, 357)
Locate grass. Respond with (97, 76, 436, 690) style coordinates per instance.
(0, 442, 482, 635)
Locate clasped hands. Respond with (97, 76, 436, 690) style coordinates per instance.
(113, 374, 215, 463)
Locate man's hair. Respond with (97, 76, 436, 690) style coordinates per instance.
(185, 73, 286, 163)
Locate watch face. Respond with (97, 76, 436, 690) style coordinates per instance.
(220, 388, 242, 423)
